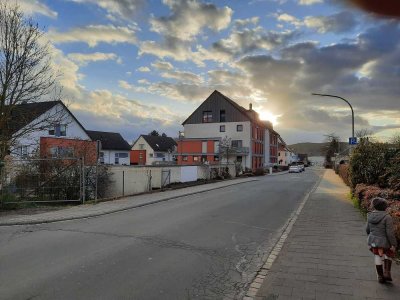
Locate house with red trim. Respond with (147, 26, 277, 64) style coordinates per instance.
(131, 135, 177, 165)
(177, 90, 281, 170)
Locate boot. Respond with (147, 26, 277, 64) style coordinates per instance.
(376, 265, 386, 283)
(384, 259, 393, 282)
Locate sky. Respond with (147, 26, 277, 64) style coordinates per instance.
(15, 0, 400, 145)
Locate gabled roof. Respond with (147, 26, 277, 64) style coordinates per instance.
(8, 101, 59, 134)
(139, 135, 177, 152)
(8, 101, 88, 137)
(86, 131, 131, 151)
(182, 90, 272, 129)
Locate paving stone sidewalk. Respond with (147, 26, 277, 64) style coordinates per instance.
(0, 177, 258, 226)
(255, 169, 400, 300)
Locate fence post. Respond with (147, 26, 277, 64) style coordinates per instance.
(122, 170, 125, 197)
(82, 157, 86, 204)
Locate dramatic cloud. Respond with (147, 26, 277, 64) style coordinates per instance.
(70, 0, 144, 20)
(151, 60, 174, 71)
(19, 0, 58, 18)
(235, 17, 260, 27)
(277, 11, 357, 33)
(211, 27, 298, 58)
(304, 12, 357, 33)
(47, 25, 137, 47)
(298, 0, 323, 5)
(150, 0, 233, 41)
(161, 70, 203, 84)
(137, 66, 150, 72)
(68, 52, 121, 66)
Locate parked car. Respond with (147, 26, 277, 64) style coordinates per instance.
(298, 163, 305, 172)
(289, 165, 301, 173)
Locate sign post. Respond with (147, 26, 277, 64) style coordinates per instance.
(349, 137, 358, 145)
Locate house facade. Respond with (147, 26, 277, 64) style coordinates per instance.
(11, 101, 90, 158)
(177, 90, 280, 170)
(131, 135, 177, 165)
(86, 131, 131, 165)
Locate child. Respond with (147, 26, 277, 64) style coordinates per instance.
(366, 197, 397, 283)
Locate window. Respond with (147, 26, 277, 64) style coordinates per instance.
(18, 146, 28, 158)
(202, 111, 212, 123)
(214, 155, 219, 161)
(193, 156, 199, 162)
(49, 146, 74, 158)
(237, 156, 242, 163)
(59, 124, 67, 136)
(139, 144, 144, 150)
(49, 124, 67, 136)
(231, 140, 243, 148)
(182, 155, 188, 161)
(202, 141, 207, 153)
(99, 152, 104, 164)
(155, 152, 165, 158)
(214, 141, 219, 153)
(220, 110, 226, 122)
(220, 125, 225, 132)
(115, 152, 128, 164)
(237, 124, 243, 132)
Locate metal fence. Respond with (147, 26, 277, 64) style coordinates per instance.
(0, 157, 86, 205)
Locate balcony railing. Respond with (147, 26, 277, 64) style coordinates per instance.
(231, 147, 249, 154)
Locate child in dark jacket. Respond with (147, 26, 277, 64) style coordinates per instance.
(366, 197, 397, 283)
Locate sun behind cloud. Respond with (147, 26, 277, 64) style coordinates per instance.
(259, 110, 280, 126)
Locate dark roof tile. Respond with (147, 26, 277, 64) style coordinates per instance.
(86, 131, 131, 151)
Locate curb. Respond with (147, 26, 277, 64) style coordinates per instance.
(0, 179, 259, 226)
(244, 170, 325, 299)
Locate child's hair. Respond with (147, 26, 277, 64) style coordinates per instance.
(371, 197, 388, 211)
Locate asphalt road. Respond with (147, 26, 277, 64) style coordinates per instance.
(0, 168, 323, 300)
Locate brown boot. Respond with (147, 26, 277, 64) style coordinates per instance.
(376, 265, 386, 283)
(384, 259, 393, 282)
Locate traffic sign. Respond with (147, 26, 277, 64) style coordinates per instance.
(349, 137, 357, 145)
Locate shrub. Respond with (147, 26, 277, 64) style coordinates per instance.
(253, 168, 265, 176)
(338, 164, 350, 186)
(349, 141, 391, 188)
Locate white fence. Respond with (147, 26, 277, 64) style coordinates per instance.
(105, 164, 236, 198)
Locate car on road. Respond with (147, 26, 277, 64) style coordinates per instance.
(289, 165, 301, 173)
(298, 163, 305, 172)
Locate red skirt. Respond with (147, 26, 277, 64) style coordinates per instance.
(370, 247, 395, 258)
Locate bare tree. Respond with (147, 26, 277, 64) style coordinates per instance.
(0, 2, 63, 159)
(323, 133, 340, 167)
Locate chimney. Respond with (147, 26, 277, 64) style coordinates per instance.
(249, 103, 253, 111)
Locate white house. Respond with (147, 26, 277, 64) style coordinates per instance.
(10, 101, 90, 158)
(131, 135, 177, 165)
(86, 131, 131, 165)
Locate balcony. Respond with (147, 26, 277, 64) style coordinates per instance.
(232, 147, 249, 154)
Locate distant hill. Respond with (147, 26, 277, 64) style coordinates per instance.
(288, 142, 348, 157)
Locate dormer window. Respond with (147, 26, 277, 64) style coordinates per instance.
(220, 110, 226, 122)
(202, 111, 212, 123)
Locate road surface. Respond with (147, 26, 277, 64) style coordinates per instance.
(0, 168, 323, 300)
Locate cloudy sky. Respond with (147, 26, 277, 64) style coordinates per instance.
(17, 0, 400, 144)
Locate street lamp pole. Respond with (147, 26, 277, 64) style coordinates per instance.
(311, 93, 355, 138)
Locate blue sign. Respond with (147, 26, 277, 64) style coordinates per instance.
(349, 137, 357, 145)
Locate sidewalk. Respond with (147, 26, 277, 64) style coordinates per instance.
(253, 169, 400, 300)
(0, 177, 258, 226)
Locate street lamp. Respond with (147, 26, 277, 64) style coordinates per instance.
(311, 93, 355, 139)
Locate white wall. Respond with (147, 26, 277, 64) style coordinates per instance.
(105, 165, 236, 198)
(101, 150, 130, 165)
(12, 103, 89, 157)
(132, 136, 175, 165)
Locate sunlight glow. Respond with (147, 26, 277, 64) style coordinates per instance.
(259, 110, 280, 126)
